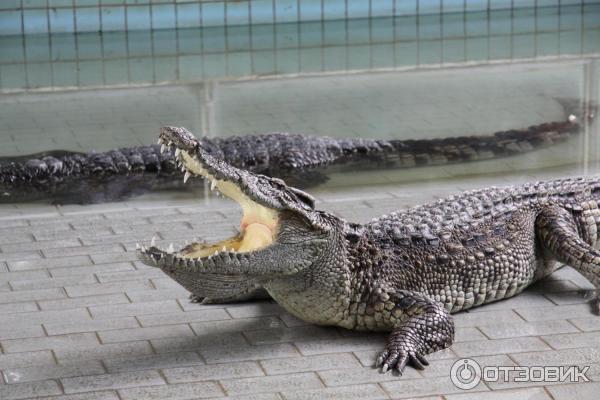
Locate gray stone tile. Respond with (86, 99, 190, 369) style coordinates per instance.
(0, 380, 63, 400)
(319, 363, 421, 386)
(454, 327, 487, 342)
(163, 361, 264, 384)
(118, 381, 223, 400)
(0, 308, 91, 326)
(23, 391, 121, 400)
(50, 262, 135, 277)
(126, 288, 190, 302)
(221, 372, 323, 395)
(225, 302, 285, 318)
(569, 317, 600, 332)
(190, 316, 285, 335)
(0, 270, 48, 283)
(445, 387, 551, 400)
(0, 324, 45, 340)
(137, 309, 230, 326)
(281, 384, 388, 400)
(38, 293, 130, 311)
(200, 343, 300, 364)
(44, 316, 140, 335)
(3, 360, 106, 384)
(420, 354, 515, 379)
(0, 251, 43, 263)
(99, 324, 195, 343)
(91, 252, 139, 264)
(260, 353, 361, 376)
(65, 281, 153, 297)
(452, 337, 551, 357)
(352, 348, 456, 368)
(380, 375, 488, 398)
(55, 341, 154, 363)
(244, 326, 341, 345)
(510, 346, 600, 366)
(541, 331, 600, 349)
(1, 238, 81, 253)
(43, 243, 124, 258)
(546, 383, 600, 400)
(62, 370, 165, 394)
(151, 333, 248, 353)
(8, 255, 92, 271)
(1, 332, 100, 353)
(0, 287, 65, 303)
(104, 352, 204, 373)
(478, 319, 580, 339)
(515, 304, 597, 321)
(9, 274, 97, 291)
(89, 300, 182, 319)
(452, 309, 524, 327)
(95, 269, 165, 283)
(0, 301, 39, 315)
(295, 335, 386, 356)
(0, 350, 56, 369)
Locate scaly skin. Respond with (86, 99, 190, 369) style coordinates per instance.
(0, 117, 582, 204)
(138, 126, 600, 376)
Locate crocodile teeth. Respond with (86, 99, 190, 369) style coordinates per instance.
(151, 236, 156, 246)
(135, 242, 140, 249)
(160, 144, 167, 153)
(222, 246, 227, 252)
(167, 243, 174, 253)
(157, 138, 162, 145)
(184, 171, 191, 183)
(175, 148, 181, 157)
(210, 180, 217, 191)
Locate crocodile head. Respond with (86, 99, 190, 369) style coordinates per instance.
(137, 127, 340, 300)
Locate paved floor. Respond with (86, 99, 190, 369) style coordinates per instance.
(1, 161, 600, 400)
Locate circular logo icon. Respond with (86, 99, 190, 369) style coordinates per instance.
(450, 358, 482, 390)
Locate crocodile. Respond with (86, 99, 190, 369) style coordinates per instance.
(138, 126, 600, 375)
(0, 116, 583, 204)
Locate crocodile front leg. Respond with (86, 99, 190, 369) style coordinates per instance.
(376, 291, 454, 375)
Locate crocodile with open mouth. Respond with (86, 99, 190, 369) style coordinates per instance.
(138, 126, 600, 375)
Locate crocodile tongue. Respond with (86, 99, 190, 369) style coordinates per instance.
(239, 223, 273, 252)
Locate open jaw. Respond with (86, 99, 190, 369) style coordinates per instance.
(137, 129, 280, 269)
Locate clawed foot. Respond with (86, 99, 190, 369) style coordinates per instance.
(189, 294, 205, 303)
(375, 346, 429, 375)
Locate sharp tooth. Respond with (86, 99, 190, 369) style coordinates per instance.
(184, 171, 191, 183)
(135, 243, 140, 249)
(141, 245, 147, 252)
(157, 138, 162, 145)
(213, 250, 218, 256)
(160, 144, 167, 153)
(151, 236, 156, 246)
(167, 243, 174, 253)
(175, 148, 181, 157)
(222, 246, 226, 252)
(210, 180, 216, 191)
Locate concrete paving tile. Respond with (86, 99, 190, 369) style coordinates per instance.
(55, 341, 155, 363)
(65, 281, 153, 297)
(0, 287, 66, 303)
(478, 319, 580, 339)
(151, 333, 249, 353)
(190, 316, 285, 335)
(295, 335, 386, 356)
(50, 262, 135, 277)
(1, 332, 100, 353)
(0, 324, 45, 340)
(8, 255, 92, 271)
(3, 360, 106, 384)
(244, 326, 341, 345)
(515, 304, 597, 322)
(0, 308, 92, 326)
(104, 352, 204, 373)
(0, 351, 56, 370)
(0, 270, 48, 283)
(569, 317, 600, 332)
(200, 343, 300, 364)
(225, 302, 285, 318)
(0, 380, 63, 400)
(89, 300, 182, 319)
(1, 238, 81, 253)
(125, 288, 192, 302)
(118, 381, 223, 400)
(260, 353, 361, 375)
(137, 309, 231, 326)
(98, 324, 195, 343)
(43, 244, 124, 258)
(381, 375, 488, 398)
(281, 384, 388, 400)
(452, 337, 551, 357)
(163, 361, 264, 384)
(24, 392, 121, 400)
(62, 370, 165, 394)
(445, 387, 551, 400)
(39, 293, 130, 311)
(221, 372, 323, 395)
(541, 331, 600, 350)
(9, 274, 97, 291)
(44, 316, 139, 335)
(510, 346, 600, 367)
(420, 354, 515, 379)
(0, 301, 39, 314)
(0, 251, 43, 263)
(452, 309, 524, 327)
(546, 382, 600, 400)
